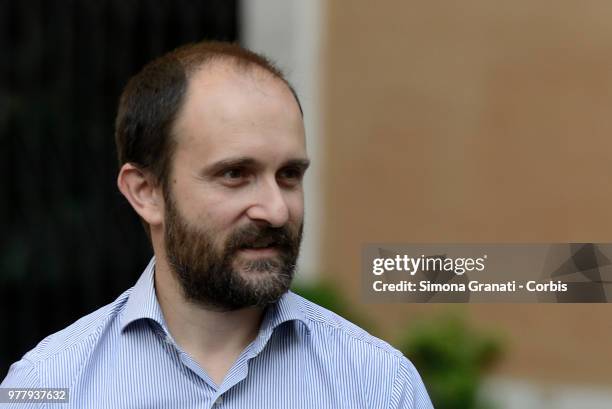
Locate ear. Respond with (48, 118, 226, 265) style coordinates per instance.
(117, 163, 164, 227)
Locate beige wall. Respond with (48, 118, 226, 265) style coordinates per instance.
(321, 0, 612, 386)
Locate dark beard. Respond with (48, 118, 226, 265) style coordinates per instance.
(163, 192, 302, 311)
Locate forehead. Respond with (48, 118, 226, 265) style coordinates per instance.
(171, 62, 306, 164)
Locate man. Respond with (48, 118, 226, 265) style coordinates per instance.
(1, 41, 433, 408)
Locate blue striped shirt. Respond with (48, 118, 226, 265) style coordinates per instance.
(1, 258, 433, 408)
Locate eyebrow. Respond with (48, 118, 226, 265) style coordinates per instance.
(203, 157, 311, 176)
(284, 158, 311, 171)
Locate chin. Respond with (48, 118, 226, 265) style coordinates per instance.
(234, 262, 283, 278)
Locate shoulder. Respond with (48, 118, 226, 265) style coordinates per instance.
(289, 293, 433, 408)
(2, 289, 132, 386)
(294, 292, 405, 360)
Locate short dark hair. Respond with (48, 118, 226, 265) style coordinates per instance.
(114, 41, 302, 238)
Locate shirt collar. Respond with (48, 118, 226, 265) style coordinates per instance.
(119, 257, 168, 332)
(260, 287, 312, 335)
(243, 286, 312, 359)
(120, 256, 312, 336)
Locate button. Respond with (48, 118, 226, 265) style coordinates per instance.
(214, 396, 224, 405)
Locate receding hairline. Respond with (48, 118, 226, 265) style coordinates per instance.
(169, 43, 303, 116)
(181, 52, 277, 77)
(187, 57, 299, 105)
(168, 41, 291, 91)
(168, 56, 304, 144)
(186, 56, 301, 110)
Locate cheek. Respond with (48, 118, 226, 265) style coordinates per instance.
(199, 202, 243, 231)
(194, 195, 250, 231)
(286, 193, 305, 222)
(173, 180, 247, 229)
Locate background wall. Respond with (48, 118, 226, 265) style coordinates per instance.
(321, 0, 612, 388)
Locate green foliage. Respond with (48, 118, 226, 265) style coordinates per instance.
(398, 314, 504, 409)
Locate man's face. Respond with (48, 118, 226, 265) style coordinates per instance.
(162, 64, 308, 311)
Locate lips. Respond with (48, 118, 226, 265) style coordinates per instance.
(238, 246, 280, 259)
(238, 235, 279, 250)
(247, 238, 276, 249)
(227, 224, 296, 257)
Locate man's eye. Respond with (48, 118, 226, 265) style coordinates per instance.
(278, 168, 304, 184)
(219, 168, 249, 186)
(223, 168, 244, 179)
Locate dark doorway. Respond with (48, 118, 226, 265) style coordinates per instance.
(0, 0, 239, 378)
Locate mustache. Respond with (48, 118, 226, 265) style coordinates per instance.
(225, 224, 300, 252)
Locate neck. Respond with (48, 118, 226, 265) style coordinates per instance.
(153, 253, 264, 362)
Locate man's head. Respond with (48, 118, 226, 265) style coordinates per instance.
(115, 41, 308, 311)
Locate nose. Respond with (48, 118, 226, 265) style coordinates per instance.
(245, 178, 290, 227)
